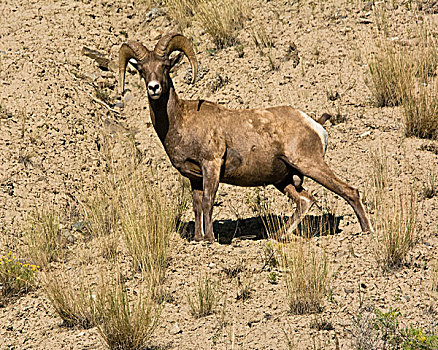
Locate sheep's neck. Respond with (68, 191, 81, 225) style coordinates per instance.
(148, 84, 181, 143)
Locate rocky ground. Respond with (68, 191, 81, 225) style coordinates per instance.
(1, 0, 438, 349)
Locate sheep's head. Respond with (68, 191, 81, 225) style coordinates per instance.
(119, 33, 198, 100)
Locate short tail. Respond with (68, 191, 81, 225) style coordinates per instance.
(316, 113, 331, 125)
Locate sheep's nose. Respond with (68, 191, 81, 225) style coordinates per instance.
(148, 81, 160, 93)
(147, 81, 162, 100)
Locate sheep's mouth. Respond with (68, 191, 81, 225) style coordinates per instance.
(148, 92, 161, 100)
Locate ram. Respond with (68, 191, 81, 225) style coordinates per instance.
(119, 33, 372, 242)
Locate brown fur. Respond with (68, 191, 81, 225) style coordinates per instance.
(120, 36, 372, 241)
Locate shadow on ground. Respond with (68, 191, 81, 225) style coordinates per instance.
(180, 213, 343, 244)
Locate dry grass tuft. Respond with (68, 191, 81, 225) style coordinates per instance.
(24, 209, 66, 268)
(366, 40, 414, 107)
(93, 274, 162, 350)
(279, 241, 329, 314)
(367, 147, 418, 269)
(187, 274, 219, 317)
(373, 190, 417, 269)
(84, 186, 120, 259)
(431, 261, 438, 293)
(196, 0, 250, 48)
(368, 22, 438, 139)
(403, 78, 438, 140)
(368, 149, 417, 268)
(164, 0, 250, 48)
(118, 169, 180, 285)
(422, 166, 438, 199)
(164, 0, 200, 30)
(41, 270, 95, 329)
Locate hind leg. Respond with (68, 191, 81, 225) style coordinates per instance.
(275, 178, 317, 236)
(293, 159, 373, 232)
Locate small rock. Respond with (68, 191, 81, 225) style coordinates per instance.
(61, 229, 75, 244)
(150, 29, 163, 41)
(145, 7, 164, 22)
(360, 130, 372, 138)
(124, 93, 134, 103)
(73, 221, 87, 232)
(403, 295, 410, 302)
(171, 322, 182, 335)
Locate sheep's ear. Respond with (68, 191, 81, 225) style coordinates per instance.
(170, 52, 184, 70)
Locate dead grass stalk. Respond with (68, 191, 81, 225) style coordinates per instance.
(24, 209, 66, 268)
(93, 273, 162, 350)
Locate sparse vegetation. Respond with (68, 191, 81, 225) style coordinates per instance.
(84, 186, 119, 259)
(403, 78, 438, 140)
(164, 0, 250, 48)
(119, 168, 181, 287)
(236, 273, 254, 301)
(93, 274, 162, 350)
(197, 0, 249, 48)
(366, 40, 414, 107)
(431, 261, 438, 292)
(279, 242, 329, 314)
(0, 252, 39, 302)
(368, 23, 438, 139)
(422, 166, 437, 199)
(223, 260, 245, 279)
(41, 270, 96, 328)
(262, 241, 279, 269)
(268, 271, 278, 284)
(188, 274, 219, 317)
(24, 209, 66, 268)
(353, 307, 438, 350)
(164, 0, 199, 30)
(373, 189, 417, 269)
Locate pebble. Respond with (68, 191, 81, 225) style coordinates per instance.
(170, 322, 182, 335)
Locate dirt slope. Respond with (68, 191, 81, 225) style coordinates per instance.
(1, 0, 438, 349)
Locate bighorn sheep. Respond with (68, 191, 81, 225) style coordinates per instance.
(119, 33, 372, 242)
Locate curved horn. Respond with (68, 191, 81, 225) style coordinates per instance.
(154, 33, 198, 84)
(118, 41, 149, 94)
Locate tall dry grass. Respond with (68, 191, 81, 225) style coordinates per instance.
(41, 270, 96, 328)
(257, 195, 331, 314)
(196, 0, 250, 48)
(367, 21, 438, 139)
(118, 169, 179, 284)
(24, 209, 66, 268)
(373, 190, 417, 269)
(39, 129, 186, 346)
(164, 0, 250, 48)
(403, 78, 438, 140)
(93, 273, 162, 350)
(165, 0, 200, 30)
(366, 40, 414, 107)
(367, 147, 418, 269)
(279, 241, 329, 314)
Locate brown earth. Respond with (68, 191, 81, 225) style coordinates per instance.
(1, 0, 438, 349)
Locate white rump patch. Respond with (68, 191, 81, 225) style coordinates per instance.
(299, 110, 328, 155)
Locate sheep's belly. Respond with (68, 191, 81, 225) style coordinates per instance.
(221, 155, 289, 187)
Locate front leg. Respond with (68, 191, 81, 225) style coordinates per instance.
(201, 160, 221, 242)
(190, 179, 203, 242)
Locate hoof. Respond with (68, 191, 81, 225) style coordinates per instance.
(193, 235, 203, 242)
(203, 236, 216, 243)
